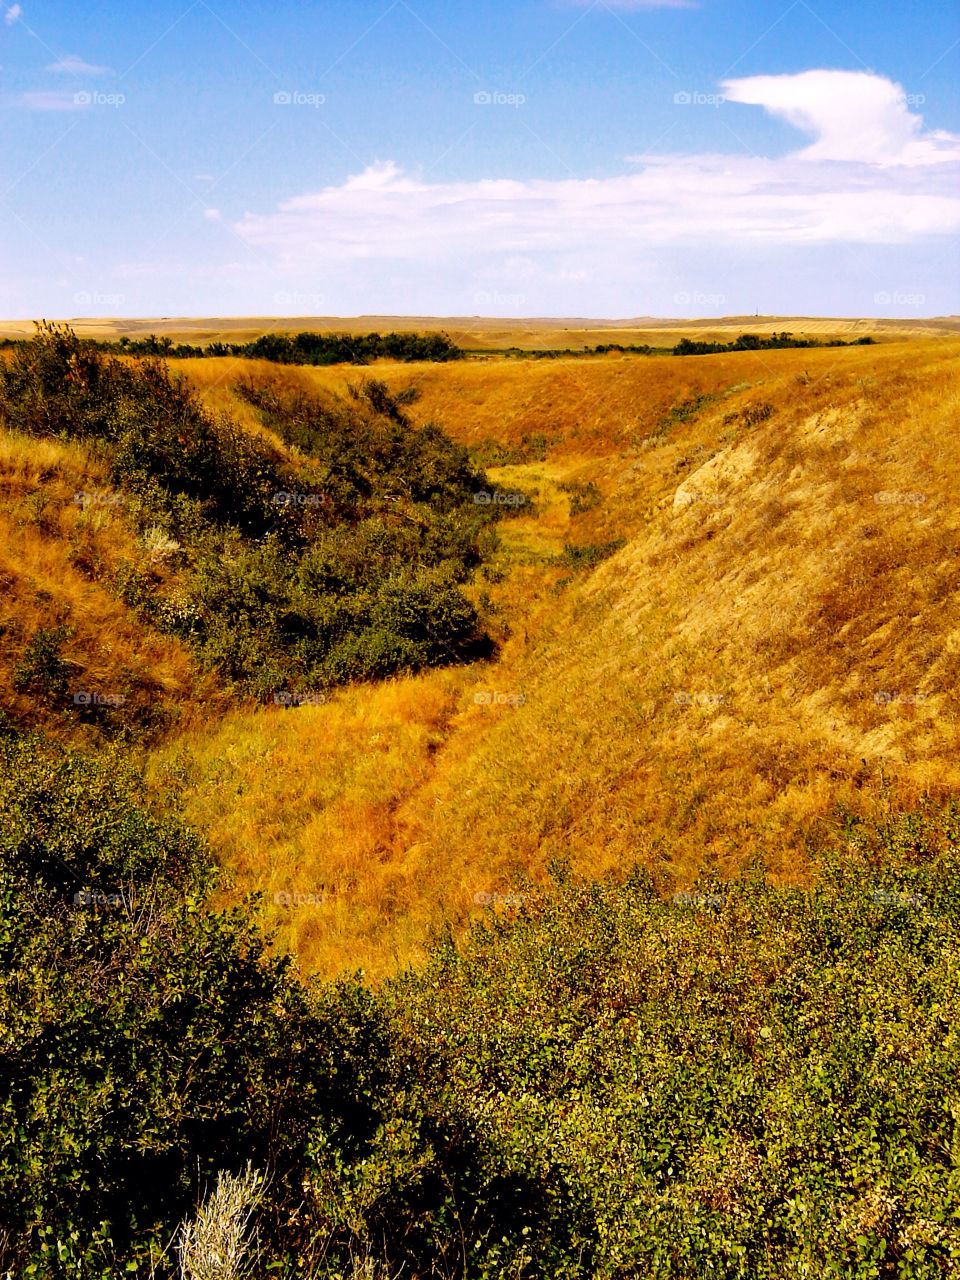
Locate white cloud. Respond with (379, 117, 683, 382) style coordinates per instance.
(204, 208, 222, 221)
(18, 90, 85, 110)
(45, 55, 111, 76)
(233, 71, 959, 283)
(722, 69, 956, 167)
(4, 4, 22, 25)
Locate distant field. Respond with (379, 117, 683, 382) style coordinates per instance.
(2, 313, 958, 350)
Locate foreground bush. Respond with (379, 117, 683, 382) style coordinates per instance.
(1, 731, 957, 1278)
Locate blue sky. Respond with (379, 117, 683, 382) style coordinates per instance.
(2, 0, 958, 319)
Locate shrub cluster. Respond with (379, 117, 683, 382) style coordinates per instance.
(674, 332, 875, 356)
(24, 328, 466, 364)
(0, 325, 497, 695)
(2, 731, 957, 1278)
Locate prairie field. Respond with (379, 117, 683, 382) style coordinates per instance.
(4, 332, 958, 976)
(3, 323, 959, 1277)
(133, 335, 960, 977)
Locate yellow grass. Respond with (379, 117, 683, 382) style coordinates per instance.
(0, 425, 209, 735)
(139, 336, 960, 980)
(3, 314, 957, 348)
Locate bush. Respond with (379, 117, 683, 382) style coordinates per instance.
(0, 328, 499, 696)
(2, 731, 958, 1278)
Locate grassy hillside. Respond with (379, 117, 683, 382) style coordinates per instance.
(150, 337, 960, 976)
(1, 325, 958, 1277)
(0, 326, 502, 742)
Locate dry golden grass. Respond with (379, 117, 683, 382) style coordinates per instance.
(5, 334, 956, 977)
(141, 336, 960, 980)
(0, 425, 208, 735)
(3, 313, 957, 348)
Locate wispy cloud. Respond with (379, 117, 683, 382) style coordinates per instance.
(234, 71, 959, 281)
(18, 89, 85, 110)
(45, 54, 112, 76)
(4, 3, 22, 24)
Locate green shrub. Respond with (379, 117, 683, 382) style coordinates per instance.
(0, 328, 499, 697)
(558, 539, 626, 571)
(11, 626, 73, 700)
(1, 731, 958, 1278)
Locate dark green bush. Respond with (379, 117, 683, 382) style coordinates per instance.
(1, 731, 958, 1278)
(0, 327, 499, 696)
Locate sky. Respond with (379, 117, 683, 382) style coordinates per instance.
(1, 0, 958, 319)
